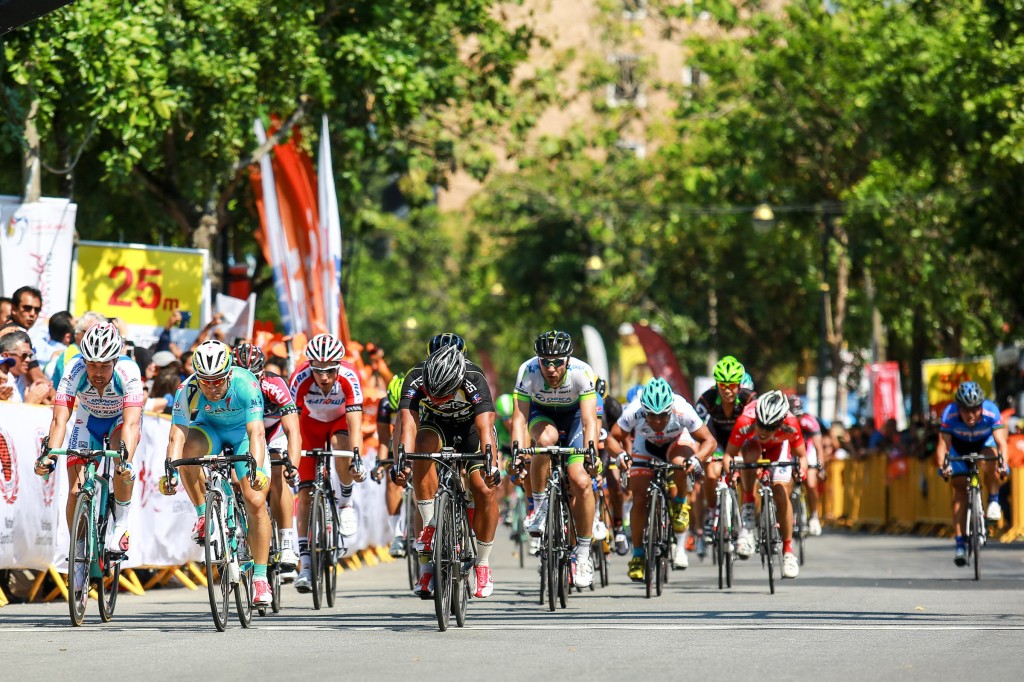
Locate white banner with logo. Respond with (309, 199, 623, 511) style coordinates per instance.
(0, 196, 77, 318)
(0, 404, 390, 571)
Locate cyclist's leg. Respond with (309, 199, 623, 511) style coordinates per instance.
(627, 458, 651, 549)
(525, 416, 558, 534)
(106, 416, 139, 550)
(980, 438, 1003, 519)
(564, 413, 594, 550)
(703, 453, 724, 526)
(179, 424, 217, 506)
(667, 442, 695, 528)
(330, 418, 355, 490)
(64, 413, 95, 530)
(232, 432, 272, 567)
(412, 424, 442, 528)
(267, 429, 298, 562)
(770, 457, 795, 544)
(805, 442, 820, 527)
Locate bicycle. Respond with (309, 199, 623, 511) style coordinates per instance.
(733, 458, 789, 595)
(371, 458, 420, 589)
(43, 443, 127, 626)
(637, 458, 690, 599)
(300, 446, 363, 610)
(943, 451, 1006, 581)
(395, 444, 494, 632)
(710, 472, 741, 590)
(789, 461, 823, 566)
(167, 446, 258, 631)
(265, 449, 297, 615)
(590, 475, 613, 588)
(513, 441, 594, 612)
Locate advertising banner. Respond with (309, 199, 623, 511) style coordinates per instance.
(870, 361, 907, 431)
(0, 196, 77, 317)
(921, 356, 994, 415)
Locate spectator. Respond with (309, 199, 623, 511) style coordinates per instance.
(0, 356, 17, 402)
(868, 418, 901, 452)
(264, 354, 287, 378)
(51, 311, 106, 385)
(0, 297, 12, 324)
(144, 366, 181, 414)
(152, 350, 181, 374)
(1, 286, 42, 332)
(0, 330, 50, 404)
(180, 350, 194, 378)
(34, 310, 75, 376)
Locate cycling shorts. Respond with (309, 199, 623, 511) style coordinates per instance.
(628, 438, 703, 481)
(738, 438, 793, 484)
(528, 404, 585, 463)
(417, 413, 491, 474)
(67, 411, 138, 467)
(945, 435, 997, 477)
(190, 422, 271, 481)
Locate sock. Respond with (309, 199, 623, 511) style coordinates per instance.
(613, 517, 623, 529)
(395, 513, 407, 537)
(254, 564, 267, 579)
(783, 539, 793, 554)
(299, 537, 310, 565)
(988, 494, 999, 505)
(528, 496, 535, 513)
(113, 499, 130, 524)
(195, 503, 206, 519)
(476, 540, 494, 567)
(632, 547, 644, 558)
(417, 499, 435, 526)
(279, 528, 294, 550)
(339, 482, 354, 504)
(576, 537, 592, 554)
(285, 527, 298, 549)
(955, 535, 967, 548)
(809, 513, 819, 521)
(388, 514, 401, 536)
(675, 532, 687, 547)
(742, 492, 755, 504)
(533, 491, 548, 508)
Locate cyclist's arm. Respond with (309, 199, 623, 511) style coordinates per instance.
(604, 422, 628, 457)
(399, 408, 418, 454)
(510, 395, 530, 450)
(345, 409, 364, 453)
(934, 432, 952, 471)
(246, 419, 267, 469)
(689, 423, 718, 464)
(121, 405, 142, 461)
(992, 426, 1009, 461)
(475, 409, 498, 463)
(377, 420, 394, 460)
(280, 412, 302, 468)
(811, 433, 824, 462)
(723, 442, 741, 473)
(46, 403, 72, 454)
(793, 440, 808, 478)
(579, 395, 600, 451)
(166, 422, 188, 462)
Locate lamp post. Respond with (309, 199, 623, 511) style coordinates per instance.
(818, 212, 834, 421)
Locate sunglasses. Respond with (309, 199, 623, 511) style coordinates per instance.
(717, 382, 739, 390)
(311, 365, 340, 375)
(19, 304, 42, 314)
(540, 358, 567, 369)
(4, 351, 34, 361)
(198, 375, 228, 387)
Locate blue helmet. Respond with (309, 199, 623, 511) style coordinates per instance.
(740, 372, 754, 390)
(954, 381, 984, 408)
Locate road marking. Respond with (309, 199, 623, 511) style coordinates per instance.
(2, 624, 1023, 633)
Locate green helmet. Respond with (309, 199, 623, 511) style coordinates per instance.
(495, 393, 514, 419)
(713, 355, 745, 384)
(640, 378, 675, 415)
(387, 373, 406, 410)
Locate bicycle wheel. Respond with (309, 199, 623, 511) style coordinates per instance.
(325, 503, 339, 608)
(971, 490, 983, 582)
(309, 491, 327, 610)
(726, 488, 739, 588)
(234, 505, 253, 627)
(553, 492, 569, 609)
(716, 489, 727, 590)
(792, 487, 806, 566)
(514, 496, 526, 569)
(68, 494, 93, 627)
(432, 491, 454, 631)
(656, 502, 668, 597)
(763, 494, 778, 595)
(96, 496, 121, 622)
(644, 489, 662, 599)
(405, 492, 418, 590)
(269, 516, 281, 614)
(204, 494, 230, 631)
(452, 506, 469, 628)
(544, 495, 557, 612)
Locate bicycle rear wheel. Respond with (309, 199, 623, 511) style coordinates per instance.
(325, 503, 339, 608)
(235, 505, 253, 628)
(792, 487, 806, 566)
(269, 516, 281, 614)
(96, 496, 121, 622)
(433, 491, 454, 631)
(452, 506, 470, 628)
(310, 491, 327, 610)
(204, 494, 230, 631)
(971, 490, 983, 582)
(68, 494, 93, 627)
(644, 489, 661, 599)
(656, 502, 668, 597)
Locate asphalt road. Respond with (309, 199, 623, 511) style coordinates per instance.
(2, 531, 1023, 681)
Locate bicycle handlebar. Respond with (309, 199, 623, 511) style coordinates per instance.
(47, 449, 123, 458)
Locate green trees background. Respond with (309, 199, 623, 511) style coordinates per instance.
(2, 1, 1022, 409)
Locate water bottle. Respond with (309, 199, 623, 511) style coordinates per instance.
(228, 556, 240, 583)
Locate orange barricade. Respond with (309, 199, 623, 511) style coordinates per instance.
(1000, 467, 1024, 543)
(823, 459, 846, 522)
(886, 457, 916, 531)
(914, 458, 952, 531)
(857, 454, 888, 530)
(842, 458, 863, 526)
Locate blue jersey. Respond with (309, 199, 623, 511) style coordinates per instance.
(172, 368, 264, 433)
(940, 400, 1004, 453)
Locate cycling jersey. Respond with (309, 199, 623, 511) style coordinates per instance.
(728, 401, 804, 482)
(616, 395, 702, 462)
(796, 413, 822, 467)
(378, 396, 396, 428)
(695, 386, 756, 451)
(601, 395, 623, 433)
(171, 368, 268, 478)
(259, 371, 299, 441)
(290, 360, 364, 423)
(940, 400, 1003, 475)
(513, 357, 597, 413)
(399, 360, 494, 423)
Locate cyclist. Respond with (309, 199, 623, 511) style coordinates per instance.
(597, 378, 630, 556)
(513, 330, 600, 588)
(606, 378, 717, 579)
(233, 343, 302, 570)
(378, 372, 411, 557)
(35, 322, 142, 558)
(393, 336, 501, 599)
(724, 389, 807, 580)
(788, 394, 823, 536)
(162, 340, 273, 606)
(934, 381, 1009, 566)
(695, 356, 757, 555)
(289, 333, 365, 592)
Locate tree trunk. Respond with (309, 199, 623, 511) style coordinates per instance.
(192, 213, 222, 295)
(22, 97, 41, 202)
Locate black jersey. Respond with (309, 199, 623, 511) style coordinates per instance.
(695, 386, 757, 446)
(398, 359, 494, 423)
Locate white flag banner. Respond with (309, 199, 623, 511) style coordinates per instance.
(318, 115, 343, 337)
(214, 292, 257, 343)
(582, 325, 610, 385)
(0, 196, 77, 318)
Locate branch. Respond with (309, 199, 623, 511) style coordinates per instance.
(132, 164, 198, 237)
(230, 94, 312, 175)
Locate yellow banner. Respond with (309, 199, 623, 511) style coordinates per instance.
(73, 242, 207, 329)
(921, 356, 994, 410)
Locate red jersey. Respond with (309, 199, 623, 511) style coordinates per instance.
(289, 359, 363, 424)
(728, 401, 805, 460)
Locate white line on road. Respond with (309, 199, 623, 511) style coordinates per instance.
(2, 624, 1023, 633)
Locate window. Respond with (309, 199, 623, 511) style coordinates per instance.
(606, 54, 646, 108)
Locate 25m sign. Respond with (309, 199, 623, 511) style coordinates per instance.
(72, 242, 207, 328)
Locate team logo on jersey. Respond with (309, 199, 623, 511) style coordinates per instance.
(0, 427, 19, 504)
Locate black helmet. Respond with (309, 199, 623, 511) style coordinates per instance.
(427, 332, 467, 356)
(534, 330, 573, 358)
(595, 378, 608, 398)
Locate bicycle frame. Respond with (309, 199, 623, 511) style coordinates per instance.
(945, 451, 1004, 581)
(733, 458, 790, 594)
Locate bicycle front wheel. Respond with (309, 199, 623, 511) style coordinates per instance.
(68, 494, 93, 626)
(715, 489, 727, 590)
(309, 491, 328, 610)
(204, 494, 230, 631)
(656, 500, 669, 597)
(644, 489, 662, 599)
(763, 494, 778, 595)
(97, 496, 121, 622)
(971, 489, 984, 582)
(269, 516, 281, 614)
(234, 505, 253, 627)
(432, 491, 454, 631)
(544, 494, 558, 612)
(405, 492, 419, 591)
(553, 492, 569, 609)
(325, 503, 339, 608)
(726, 488, 739, 588)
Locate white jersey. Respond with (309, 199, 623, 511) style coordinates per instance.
(513, 357, 597, 413)
(616, 395, 702, 452)
(54, 355, 145, 418)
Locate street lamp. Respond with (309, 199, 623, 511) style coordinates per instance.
(752, 203, 776, 233)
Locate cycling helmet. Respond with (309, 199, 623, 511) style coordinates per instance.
(79, 322, 122, 363)
(427, 332, 467, 355)
(193, 340, 233, 379)
(640, 378, 675, 415)
(740, 372, 755, 390)
(495, 393, 515, 420)
(755, 390, 790, 429)
(423, 345, 466, 397)
(387, 373, 406, 410)
(626, 383, 644, 403)
(713, 355, 745, 384)
(787, 394, 804, 416)
(305, 333, 345, 363)
(534, 330, 573, 358)
(233, 343, 265, 378)
(954, 381, 985, 409)
(595, 378, 608, 399)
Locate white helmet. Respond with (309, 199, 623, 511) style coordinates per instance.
(192, 340, 232, 379)
(423, 344, 466, 397)
(305, 334, 345, 364)
(755, 390, 790, 429)
(79, 322, 122, 363)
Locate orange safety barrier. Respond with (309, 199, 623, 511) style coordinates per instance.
(886, 457, 916, 531)
(1000, 467, 1024, 543)
(857, 455, 888, 530)
(823, 459, 846, 522)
